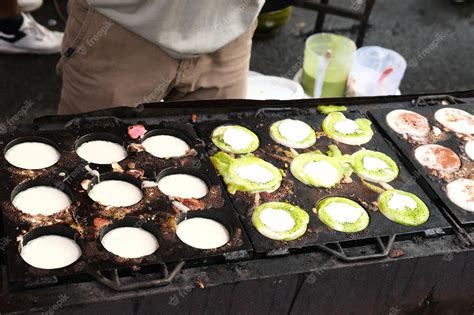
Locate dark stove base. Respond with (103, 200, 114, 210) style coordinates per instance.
(1, 233, 473, 314)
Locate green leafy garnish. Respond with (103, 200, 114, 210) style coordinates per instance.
(211, 152, 282, 194)
(378, 189, 429, 226)
(269, 119, 316, 149)
(317, 105, 348, 114)
(252, 202, 309, 241)
(317, 197, 370, 233)
(351, 150, 399, 183)
(211, 125, 259, 154)
(290, 152, 344, 188)
(322, 112, 374, 146)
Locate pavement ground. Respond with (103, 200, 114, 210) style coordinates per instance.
(0, 0, 473, 124)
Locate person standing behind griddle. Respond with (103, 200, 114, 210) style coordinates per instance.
(57, 0, 265, 115)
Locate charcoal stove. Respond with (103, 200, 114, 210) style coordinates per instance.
(1, 91, 473, 314)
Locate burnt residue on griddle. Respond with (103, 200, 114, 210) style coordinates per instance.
(419, 158, 473, 183)
(127, 148, 200, 170)
(1, 199, 77, 232)
(0, 121, 252, 282)
(196, 113, 450, 254)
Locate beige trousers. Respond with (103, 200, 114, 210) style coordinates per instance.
(57, 0, 256, 115)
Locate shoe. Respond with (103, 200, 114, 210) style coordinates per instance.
(0, 13, 63, 54)
(18, 0, 44, 13)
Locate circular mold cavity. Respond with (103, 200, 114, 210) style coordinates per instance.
(88, 173, 143, 207)
(252, 202, 309, 241)
(19, 225, 83, 270)
(4, 136, 60, 170)
(316, 196, 370, 233)
(100, 217, 160, 259)
(446, 178, 474, 212)
(211, 125, 259, 154)
(75, 133, 127, 164)
(141, 129, 192, 159)
(11, 178, 73, 216)
(377, 189, 429, 226)
(157, 168, 209, 199)
(176, 214, 230, 249)
(386, 109, 430, 138)
(465, 140, 474, 161)
(269, 119, 316, 149)
(414, 144, 461, 173)
(434, 107, 474, 135)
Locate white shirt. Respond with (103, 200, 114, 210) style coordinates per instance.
(87, 0, 265, 59)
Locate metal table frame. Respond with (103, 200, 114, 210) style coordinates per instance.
(294, 0, 377, 46)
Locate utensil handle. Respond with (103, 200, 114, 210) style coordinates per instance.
(92, 261, 185, 291)
(316, 235, 396, 262)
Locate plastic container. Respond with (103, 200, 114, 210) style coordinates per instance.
(346, 46, 407, 97)
(247, 75, 305, 100)
(301, 33, 356, 98)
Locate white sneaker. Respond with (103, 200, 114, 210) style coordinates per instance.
(0, 13, 63, 54)
(18, 0, 44, 13)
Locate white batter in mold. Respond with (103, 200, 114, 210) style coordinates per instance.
(259, 207, 295, 232)
(101, 227, 159, 258)
(20, 235, 82, 269)
(158, 174, 208, 199)
(76, 140, 127, 164)
(176, 218, 230, 249)
(446, 178, 474, 212)
(386, 109, 430, 138)
(88, 180, 143, 207)
(334, 119, 359, 134)
(5, 142, 60, 169)
(434, 108, 474, 135)
(363, 156, 389, 171)
(303, 161, 340, 187)
(387, 192, 417, 211)
(465, 140, 474, 161)
(414, 144, 461, 172)
(278, 119, 312, 142)
(222, 128, 254, 150)
(142, 135, 190, 158)
(235, 164, 275, 183)
(324, 202, 365, 223)
(13, 186, 71, 216)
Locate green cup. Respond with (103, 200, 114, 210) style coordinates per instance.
(302, 33, 356, 98)
(256, 6, 293, 38)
